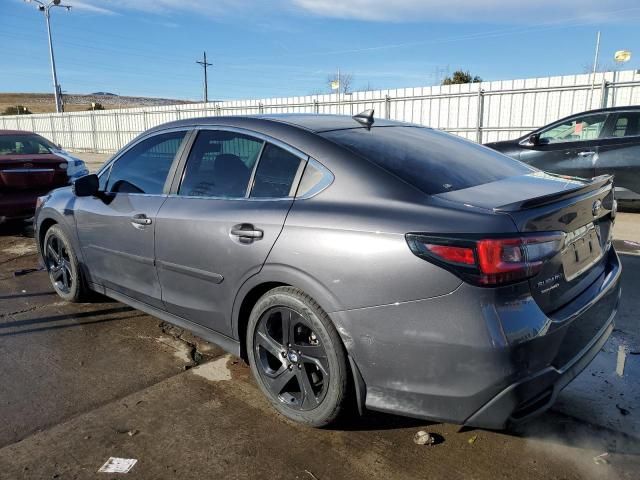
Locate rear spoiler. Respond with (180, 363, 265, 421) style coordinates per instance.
(494, 174, 613, 212)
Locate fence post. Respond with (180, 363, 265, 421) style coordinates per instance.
(91, 111, 98, 152)
(142, 111, 148, 130)
(385, 95, 391, 119)
(49, 115, 57, 145)
(476, 85, 485, 143)
(600, 76, 609, 108)
(259, 102, 264, 114)
(115, 110, 122, 150)
(314, 99, 319, 114)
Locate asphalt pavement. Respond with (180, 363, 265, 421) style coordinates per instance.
(0, 173, 639, 478)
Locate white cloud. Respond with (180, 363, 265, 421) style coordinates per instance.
(67, 1, 118, 15)
(68, 0, 640, 24)
(290, 0, 638, 23)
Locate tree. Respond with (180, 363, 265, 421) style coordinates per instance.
(441, 70, 482, 85)
(2, 105, 32, 115)
(327, 71, 354, 94)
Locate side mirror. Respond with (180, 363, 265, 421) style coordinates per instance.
(529, 133, 540, 146)
(73, 174, 99, 197)
(56, 143, 62, 150)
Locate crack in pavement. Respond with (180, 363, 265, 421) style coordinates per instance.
(0, 304, 44, 319)
(159, 321, 212, 368)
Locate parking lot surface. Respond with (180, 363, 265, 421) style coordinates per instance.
(1, 208, 639, 479)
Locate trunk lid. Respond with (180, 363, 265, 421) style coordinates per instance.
(435, 172, 614, 313)
(0, 154, 68, 190)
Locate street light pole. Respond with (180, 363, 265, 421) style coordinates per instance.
(25, 0, 71, 114)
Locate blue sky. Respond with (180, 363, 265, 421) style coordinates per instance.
(1, 0, 639, 101)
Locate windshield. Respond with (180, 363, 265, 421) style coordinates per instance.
(0, 134, 56, 155)
(321, 126, 533, 195)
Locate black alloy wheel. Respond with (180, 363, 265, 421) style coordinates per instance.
(44, 231, 73, 295)
(247, 287, 349, 427)
(254, 306, 330, 410)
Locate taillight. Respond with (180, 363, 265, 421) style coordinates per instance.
(407, 233, 563, 287)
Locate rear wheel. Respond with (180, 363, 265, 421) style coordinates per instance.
(43, 225, 88, 302)
(246, 287, 349, 427)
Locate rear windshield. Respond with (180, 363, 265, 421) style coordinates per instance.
(0, 135, 56, 155)
(321, 126, 532, 194)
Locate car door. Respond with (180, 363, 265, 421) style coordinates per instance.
(519, 112, 608, 179)
(594, 110, 640, 201)
(154, 128, 306, 336)
(74, 130, 190, 308)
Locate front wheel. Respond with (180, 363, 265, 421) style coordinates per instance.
(43, 224, 89, 302)
(246, 287, 350, 427)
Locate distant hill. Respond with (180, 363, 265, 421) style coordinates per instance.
(0, 92, 194, 114)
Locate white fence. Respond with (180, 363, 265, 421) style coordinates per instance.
(2, 70, 640, 153)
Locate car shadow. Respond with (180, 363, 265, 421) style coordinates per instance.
(0, 290, 56, 300)
(336, 409, 432, 432)
(0, 219, 35, 238)
(338, 405, 640, 455)
(0, 306, 136, 335)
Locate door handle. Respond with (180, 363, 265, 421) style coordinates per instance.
(577, 151, 596, 157)
(131, 214, 152, 226)
(230, 224, 263, 240)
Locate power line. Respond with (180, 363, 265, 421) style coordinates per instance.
(196, 51, 213, 103)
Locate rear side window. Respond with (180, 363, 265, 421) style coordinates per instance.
(250, 144, 302, 198)
(321, 127, 531, 195)
(107, 131, 186, 194)
(179, 130, 263, 198)
(610, 112, 640, 138)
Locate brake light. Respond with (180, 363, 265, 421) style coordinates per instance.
(407, 233, 563, 287)
(424, 244, 475, 265)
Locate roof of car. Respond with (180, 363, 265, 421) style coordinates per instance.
(150, 114, 408, 135)
(577, 105, 640, 115)
(0, 130, 38, 136)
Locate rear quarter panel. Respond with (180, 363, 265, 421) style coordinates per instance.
(266, 196, 519, 311)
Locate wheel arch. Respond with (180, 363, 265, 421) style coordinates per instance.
(232, 265, 343, 361)
(38, 217, 58, 253)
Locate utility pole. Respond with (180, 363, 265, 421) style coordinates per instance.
(24, 0, 71, 114)
(196, 51, 213, 103)
(587, 31, 601, 110)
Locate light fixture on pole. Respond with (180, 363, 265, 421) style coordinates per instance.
(614, 50, 632, 64)
(24, 0, 72, 114)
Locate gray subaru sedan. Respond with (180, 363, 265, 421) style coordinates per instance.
(35, 112, 621, 428)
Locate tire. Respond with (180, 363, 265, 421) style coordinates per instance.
(246, 286, 350, 427)
(42, 224, 89, 303)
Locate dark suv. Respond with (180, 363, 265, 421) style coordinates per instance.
(485, 107, 640, 207)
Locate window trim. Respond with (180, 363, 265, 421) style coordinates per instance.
(170, 125, 312, 202)
(97, 127, 193, 197)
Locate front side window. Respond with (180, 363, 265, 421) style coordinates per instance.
(106, 131, 186, 194)
(0, 134, 55, 155)
(250, 143, 302, 198)
(610, 112, 640, 138)
(539, 114, 607, 144)
(179, 130, 263, 198)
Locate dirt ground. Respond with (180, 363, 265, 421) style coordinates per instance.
(0, 209, 639, 479)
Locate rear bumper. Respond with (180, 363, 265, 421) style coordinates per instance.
(332, 247, 622, 429)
